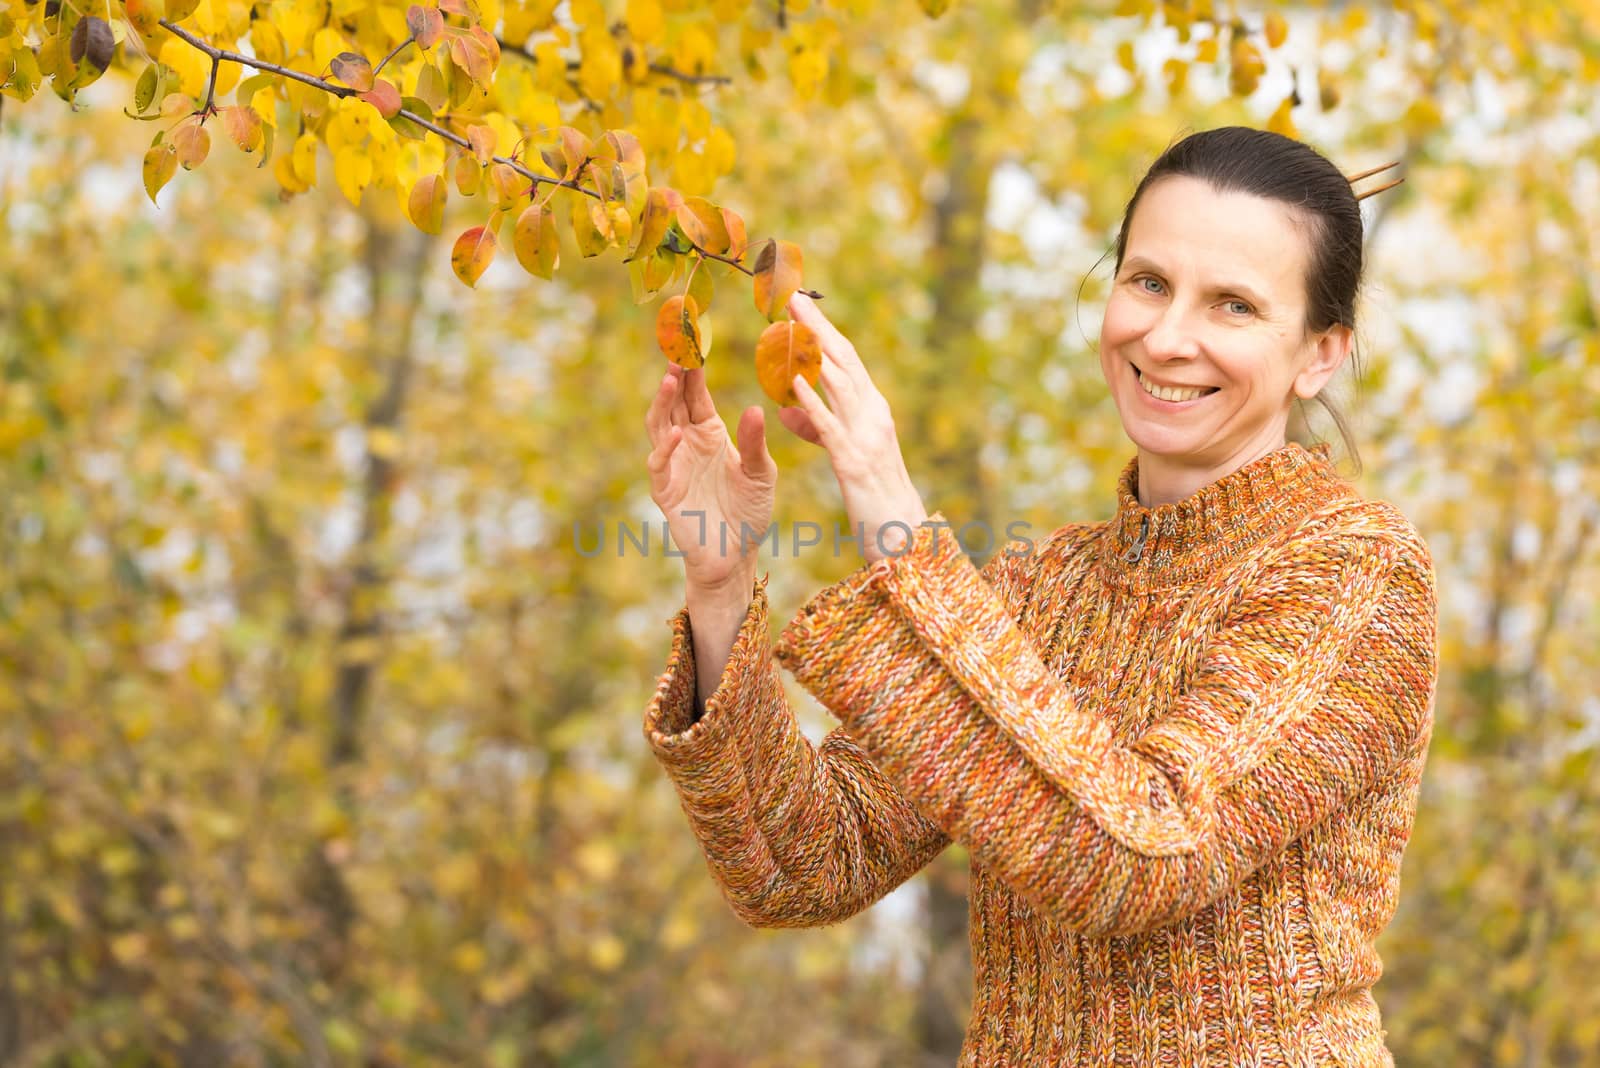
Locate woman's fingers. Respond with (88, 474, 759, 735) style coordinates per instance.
(681, 366, 717, 424)
(664, 365, 689, 427)
(788, 374, 843, 449)
(646, 370, 678, 443)
(775, 405, 821, 446)
(789, 292, 871, 382)
(646, 424, 681, 497)
(735, 405, 777, 481)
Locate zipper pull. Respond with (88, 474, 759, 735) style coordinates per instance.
(1124, 514, 1149, 564)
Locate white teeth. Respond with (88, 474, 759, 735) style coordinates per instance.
(1138, 370, 1213, 403)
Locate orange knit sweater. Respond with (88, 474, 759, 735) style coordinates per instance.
(643, 441, 1438, 1067)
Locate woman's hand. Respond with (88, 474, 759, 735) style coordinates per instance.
(776, 292, 928, 565)
(645, 364, 778, 596)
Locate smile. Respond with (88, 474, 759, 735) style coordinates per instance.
(1135, 367, 1218, 404)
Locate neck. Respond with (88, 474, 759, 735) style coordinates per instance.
(1135, 429, 1290, 508)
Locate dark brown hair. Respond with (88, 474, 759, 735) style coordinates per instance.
(1112, 126, 1366, 473)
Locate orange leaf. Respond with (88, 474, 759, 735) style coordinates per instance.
(125, 0, 163, 37)
(451, 225, 496, 286)
(172, 119, 210, 170)
(628, 186, 681, 261)
(221, 105, 263, 152)
(513, 203, 559, 279)
(360, 78, 402, 118)
(754, 320, 821, 406)
(752, 238, 803, 321)
(488, 162, 524, 208)
(722, 208, 748, 262)
(408, 173, 447, 233)
(1265, 11, 1288, 49)
(559, 126, 592, 179)
(655, 295, 704, 369)
(406, 4, 444, 48)
(448, 34, 492, 87)
(675, 196, 729, 254)
(468, 26, 501, 68)
(331, 52, 375, 92)
(466, 123, 496, 163)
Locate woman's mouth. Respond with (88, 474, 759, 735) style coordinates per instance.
(1135, 367, 1218, 404)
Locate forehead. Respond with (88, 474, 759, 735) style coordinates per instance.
(1124, 175, 1311, 295)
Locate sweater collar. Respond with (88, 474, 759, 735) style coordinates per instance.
(1099, 441, 1354, 588)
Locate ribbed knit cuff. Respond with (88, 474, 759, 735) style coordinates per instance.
(643, 573, 771, 772)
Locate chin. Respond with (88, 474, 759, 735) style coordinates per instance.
(1118, 413, 1206, 460)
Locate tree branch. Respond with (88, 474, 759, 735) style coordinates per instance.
(157, 19, 601, 202)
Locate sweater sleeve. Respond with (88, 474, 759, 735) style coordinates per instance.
(770, 508, 1438, 938)
(645, 560, 1036, 928)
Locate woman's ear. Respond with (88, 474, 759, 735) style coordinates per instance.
(1293, 323, 1353, 401)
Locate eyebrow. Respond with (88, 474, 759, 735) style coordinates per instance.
(1120, 255, 1270, 307)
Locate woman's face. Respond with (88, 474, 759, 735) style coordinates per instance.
(1099, 175, 1349, 470)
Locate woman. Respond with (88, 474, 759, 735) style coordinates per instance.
(640, 126, 1437, 1066)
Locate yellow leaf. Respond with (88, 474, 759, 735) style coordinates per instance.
(625, 0, 663, 44)
(143, 142, 178, 205)
(513, 203, 559, 279)
(408, 173, 447, 234)
(1264, 11, 1288, 49)
(292, 132, 318, 185)
(334, 145, 373, 205)
(1267, 95, 1297, 138)
(273, 152, 310, 194)
(160, 36, 212, 98)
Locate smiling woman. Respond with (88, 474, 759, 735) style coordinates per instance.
(640, 126, 1434, 1067)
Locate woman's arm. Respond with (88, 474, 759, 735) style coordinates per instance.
(644, 545, 1032, 928)
(772, 502, 1438, 938)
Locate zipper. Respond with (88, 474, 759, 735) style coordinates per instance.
(1123, 513, 1149, 564)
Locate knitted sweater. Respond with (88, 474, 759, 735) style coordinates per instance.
(642, 441, 1438, 1067)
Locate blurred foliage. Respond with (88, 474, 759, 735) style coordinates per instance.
(2, 0, 1598, 1064)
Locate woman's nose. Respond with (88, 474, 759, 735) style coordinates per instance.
(1143, 303, 1201, 361)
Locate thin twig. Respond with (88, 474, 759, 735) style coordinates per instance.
(200, 54, 220, 117)
(685, 240, 823, 299)
(646, 62, 731, 86)
(507, 39, 731, 87)
(372, 35, 413, 78)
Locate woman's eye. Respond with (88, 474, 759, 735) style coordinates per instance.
(1224, 299, 1252, 315)
(1137, 277, 1163, 294)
